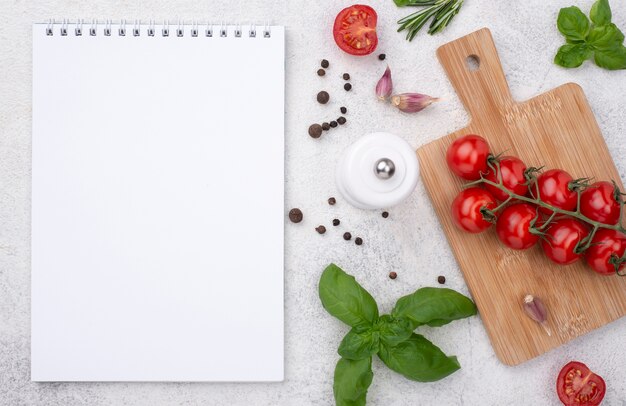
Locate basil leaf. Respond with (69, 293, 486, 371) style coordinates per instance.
(555, 43, 593, 68)
(557, 6, 590, 42)
(338, 327, 380, 360)
(391, 287, 477, 329)
(590, 0, 612, 27)
(588, 24, 624, 50)
(333, 357, 374, 406)
(594, 44, 626, 70)
(378, 334, 461, 382)
(378, 315, 413, 347)
(319, 264, 379, 327)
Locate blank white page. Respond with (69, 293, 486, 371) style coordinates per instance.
(31, 22, 284, 382)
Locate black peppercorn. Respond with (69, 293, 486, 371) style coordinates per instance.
(438, 275, 446, 284)
(355, 237, 363, 245)
(330, 121, 338, 128)
(321, 59, 329, 68)
(378, 53, 386, 61)
(317, 68, 325, 76)
(382, 211, 389, 218)
(316, 225, 327, 234)
(328, 197, 336, 205)
(340, 106, 347, 114)
(308, 124, 322, 138)
(389, 271, 397, 280)
(343, 232, 352, 241)
(322, 122, 330, 131)
(317, 91, 330, 104)
(342, 73, 350, 80)
(289, 208, 303, 223)
(344, 83, 352, 91)
(337, 117, 346, 125)
(333, 219, 340, 226)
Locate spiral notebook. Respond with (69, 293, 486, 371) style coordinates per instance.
(31, 21, 285, 382)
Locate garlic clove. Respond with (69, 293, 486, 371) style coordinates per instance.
(523, 294, 552, 336)
(375, 66, 393, 101)
(390, 93, 440, 113)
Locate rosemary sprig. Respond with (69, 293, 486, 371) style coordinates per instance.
(396, 0, 464, 40)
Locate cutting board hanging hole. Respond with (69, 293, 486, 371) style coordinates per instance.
(466, 55, 480, 71)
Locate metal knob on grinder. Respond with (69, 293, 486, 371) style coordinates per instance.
(335, 132, 420, 210)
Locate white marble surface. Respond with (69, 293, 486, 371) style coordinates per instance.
(1, 0, 626, 404)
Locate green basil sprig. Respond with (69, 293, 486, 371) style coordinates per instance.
(555, 0, 626, 70)
(319, 264, 477, 406)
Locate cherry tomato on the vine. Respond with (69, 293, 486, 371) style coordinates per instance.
(541, 219, 589, 265)
(451, 187, 497, 233)
(446, 135, 490, 180)
(333, 5, 378, 56)
(585, 228, 626, 275)
(484, 156, 529, 201)
(580, 181, 621, 225)
(531, 169, 578, 215)
(495, 203, 540, 250)
(556, 361, 605, 406)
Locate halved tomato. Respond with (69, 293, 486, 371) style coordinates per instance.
(333, 5, 378, 56)
(556, 361, 606, 406)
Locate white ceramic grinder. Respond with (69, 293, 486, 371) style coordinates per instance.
(336, 132, 420, 210)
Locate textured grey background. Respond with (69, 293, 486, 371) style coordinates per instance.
(2, 0, 626, 404)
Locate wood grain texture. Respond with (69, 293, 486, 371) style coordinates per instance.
(417, 28, 626, 366)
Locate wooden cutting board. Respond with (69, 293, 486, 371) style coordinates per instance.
(418, 28, 626, 366)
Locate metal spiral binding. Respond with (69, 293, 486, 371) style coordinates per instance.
(43, 20, 272, 38)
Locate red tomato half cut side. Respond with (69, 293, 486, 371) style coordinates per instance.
(556, 361, 606, 406)
(333, 5, 378, 56)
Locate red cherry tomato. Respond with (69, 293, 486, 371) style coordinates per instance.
(531, 169, 578, 215)
(484, 156, 529, 201)
(580, 181, 621, 225)
(556, 361, 606, 406)
(495, 203, 540, 250)
(585, 228, 626, 275)
(541, 219, 589, 265)
(451, 187, 497, 233)
(446, 135, 490, 181)
(333, 5, 378, 56)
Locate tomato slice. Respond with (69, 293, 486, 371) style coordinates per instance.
(333, 5, 378, 56)
(557, 361, 606, 406)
